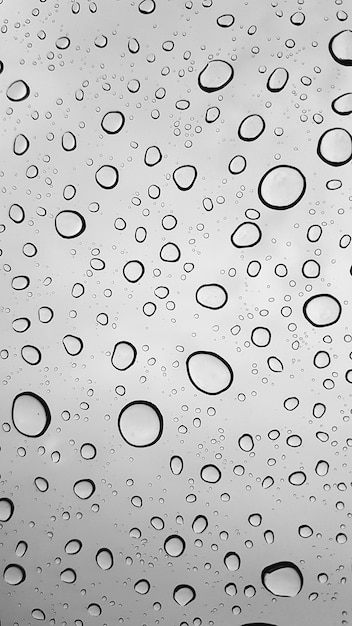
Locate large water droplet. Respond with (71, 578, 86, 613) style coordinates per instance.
(329, 30, 352, 65)
(192, 515, 208, 533)
(258, 165, 306, 210)
(261, 561, 303, 597)
(238, 114, 265, 141)
(198, 60, 234, 92)
(231, 222, 262, 248)
(224, 552, 241, 571)
(186, 351, 233, 395)
(12, 392, 51, 438)
(123, 259, 145, 283)
(95, 165, 119, 189)
(0, 498, 14, 522)
(96, 548, 114, 570)
(303, 293, 342, 327)
(6, 80, 30, 101)
(62, 334, 83, 356)
(55, 210, 86, 239)
(73, 479, 96, 499)
(317, 127, 352, 166)
(266, 67, 289, 92)
(173, 584, 196, 605)
(172, 165, 197, 191)
(101, 111, 125, 134)
(195, 283, 228, 309)
(164, 535, 185, 557)
(111, 341, 137, 370)
(118, 400, 163, 447)
(200, 464, 222, 483)
(3, 564, 26, 585)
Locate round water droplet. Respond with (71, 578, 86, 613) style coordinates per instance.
(111, 341, 137, 370)
(288, 471, 306, 486)
(38, 307, 54, 323)
(96, 548, 114, 570)
(160, 242, 181, 262)
(55, 210, 86, 239)
(172, 165, 197, 191)
(12, 275, 30, 290)
(21, 345, 41, 366)
(118, 400, 163, 447)
(6, 80, 30, 102)
(60, 568, 76, 583)
(144, 145, 162, 166)
(0, 498, 14, 522)
(195, 283, 228, 309)
(238, 114, 265, 141)
(267, 67, 289, 93)
(258, 165, 306, 210)
(12, 317, 31, 333)
(251, 327, 271, 347)
(9, 203, 25, 223)
(231, 222, 262, 248)
(101, 111, 125, 134)
(73, 479, 96, 499)
(317, 127, 352, 166)
(123, 260, 145, 282)
(238, 433, 254, 452)
(80, 443, 97, 460)
(134, 579, 150, 594)
(186, 351, 233, 395)
(303, 293, 342, 327)
(173, 584, 196, 606)
(170, 455, 183, 475)
(313, 350, 330, 368)
(13, 134, 30, 156)
(138, 0, 155, 14)
(192, 515, 208, 533)
(65, 539, 82, 554)
(198, 59, 234, 92)
(56, 36, 70, 49)
(95, 165, 119, 189)
(62, 335, 83, 356)
(164, 535, 185, 557)
(200, 464, 222, 483)
(3, 564, 26, 585)
(261, 561, 303, 597)
(12, 392, 51, 438)
(298, 525, 313, 538)
(331, 92, 352, 116)
(315, 460, 329, 476)
(205, 106, 220, 123)
(224, 552, 241, 571)
(329, 30, 352, 65)
(34, 477, 49, 492)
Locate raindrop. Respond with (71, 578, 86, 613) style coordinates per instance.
(288, 471, 306, 486)
(111, 341, 137, 370)
(73, 479, 96, 499)
(138, 0, 155, 14)
(134, 579, 150, 594)
(216, 14, 235, 28)
(118, 400, 163, 447)
(198, 60, 234, 92)
(62, 335, 83, 356)
(95, 165, 119, 189)
(160, 242, 181, 262)
(21, 345, 41, 366)
(38, 307, 54, 323)
(173, 165, 197, 191)
(101, 111, 125, 134)
(238, 114, 265, 141)
(186, 351, 233, 395)
(6, 80, 30, 102)
(238, 433, 254, 452)
(144, 145, 162, 166)
(123, 260, 145, 282)
(64, 539, 82, 555)
(205, 106, 220, 123)
(60, 568, 77, 583)
(228, 155, 247, 174)
(0, 498, 14, 522)
(267, 356, 283, 372)
(15, 541, 28, 557)
(251, 327, 271, 347)
(328, 30, 352, 66)
(13, 134, 30, 155)
(80, 443, 97, 460)
(224, 552, 241, 571)
(55, 210, 86, 239)
(231, 222, 262, 248)
(164, 535, 186, 557)
(173, 584, 196, 606)
(192, 515, 208, 533)
(261, 561, 303, 597)
(303, 294, 342, 327)
(258, 165, 306, 210)
(9, 203, 25, 223)
(315, 460, 329, 476)
(266, 67, 289, 93)
(195, 284, 228, 309)
(200, 464, 222, 483)
(3, 564, 26, 585)
(96, 548, 114, 570)
(62, 131, 76, 151)
(317, 128, 352, 166)
(34, 477, 49, 492)
(12, 392, 51, 437)
(170, 455, 183, 475)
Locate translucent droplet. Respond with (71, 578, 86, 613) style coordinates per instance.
(12, 392, 51, 438)
(62, 334, 83, 356)
(3, 564, 26, 585)
(192, 515, 208, 533)
(329, 30, 352, 66)
(238, 433, 254, 452)
(200, 464, 221, 483)
(195, 283, 228, 309)
(62, 131, 77, 151)
(186, 351, 233, 395)
(231, 222, 262, 248)
(173, 584, 196, 606)
(0, 498, 14, 522)
(13, 134, 30, 155)
(317, 127, 352, 166)
(172, 165, 197, 191)
(261, 561, 303, 597)
(6, 79, 30, 102)
(303, 294, 342, 327)
(238, 114, 265, 141)
(55, 210, 86, 239)
(95, 165, 119, 189)
(101, 110, 125, 134)
(64, 539, 82, 554)
(111, 341, 137, 370)
(21, 345, 41, 366)
(60, 568, 76, 583)
(123, 260, 145, 283)
(80, 443, 97, 460)
(134, 579, 150, 594)
(267, 67, 289, 92)
(96, 548, 114, 570)
(258, 165, 306, 210)
(198, 60, 234, 92)
(164, 535, 186, 557)
(170, 455, 183, 475)
(73, 479, 96, 499)
(224, 551, 241, 571)
(118, 400, 163, 447)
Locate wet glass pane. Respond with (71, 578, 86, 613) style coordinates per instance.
(1, 1, 352, 624)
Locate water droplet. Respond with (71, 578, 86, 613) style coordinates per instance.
(62, 334, 83, 356)
(192, 515, 208, 533)
(144, 145, 162, 166)
(261, 561, 303, 597)
(231, 222, 262, 248)
(55, 210, 86, 239)
(134, 579, 150, 594)
(331, 92, 352, 115)
(173, 584, 196, 605)
(200, 464, 221, 483)
(34, 476, 49, 492)
(95, 165, 119, 189)
(64, 539, 82, 554)
(3, 563, 26, 585)
(164, 535, 186, 557)
(217, 14, 235, 28)
(12, 392, 51, 438)
(0, 498, 14, 522)
(186, 351, 233, 395)
(238, 114, 265, 141)
(288, 471, 306, 486)
(315, 460, 329, 476)
(138, 0, 156, 14)
(96, 548, 114, 570)
(303, 293, 342, 327)
(88, 603, 102, 617)
(80, 443, 97, 460)
(267, 67, 289, 92)
(160, 242, 181, 262)
(6, 80, 30, 102)
(198, 60, 234, 92)
(123, 259, 145, 283)
(170, 455, 183, 475)
(317, 127, 352, 166)
(101, 111, 125, 134)
(329, 30, 352, 66)
(21, 345, 41, 366)
(229, 155, 247, 174)
(224, 552, 241, 571)
(15, 541, 28, 557)
(111, 341, 137, 370)
(172, 165, 197, 191)
(195, 283, 228, 309)
(118, 400, 163, 447)
(73, 479, 96, 499)
(13, 134, 30, 156)
(251, 327, 271, 347)
(60, 568, 77, 583)
(238, 433, 254, 452)
(258, 165, 306, 210)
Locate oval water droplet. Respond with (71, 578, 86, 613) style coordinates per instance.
(261, 561, 303, 597)
(192, 515, 208, 533)
(303, 293, 342, 327)
(238, 433, 254, 452)
(200, 464, 221, 483)
(186, 351, 233, 395)
(195, 283, 228, 309)
(267, 67, 289, 92)
(21, 345, 41, 366)
(329, 30, 352, 66)
(317, 127, 352, 166)
(173, 584, 196, 606)
(62, 131, 77, 151)
(3, 564, 26, 585)
(13, 134, 30, 156)
(34, 476, 49, 492)
(15, 541, 28, 557)
(251, 326, 271, 347)
(101, 111, 125, 134)
(6, 80, 30, 102)
(134, 579, 150, 594)
(231, 222, 262, 248)
(331, 92, 352, 116)
(288, 471, 306, 486)
(258, 165, 306, 210)
(118, 400, 163, 447)
(60, 568, 76, 583)
(238, 114, 265, 141)
(96, 548, 114, 570)
(12, 392, 51, 438)
(224, 552, 241, 571)
(0, 498, 14, 522)
(198, 59, 234, 92)
(172, 165, 197, 191)
(111, 341, 137, 370)
(55, 210, 86, 239)
(65, 539, 82, 554)
(80, 443, 97, 460)
(315, 460, 329, 476)
(144, 145, 162, 166)
(228, 155, 247, 174)
(170, 455, 183, 475)
(95, 165, 119, 189)
(73, 479, 96, 499)
(164, 535, 185, 557)
(160, 242, 181, 262)
(123, 260, 145, 283)
(62, 335, 83, 356)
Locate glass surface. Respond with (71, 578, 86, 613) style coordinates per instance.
(1, 1, 352, 624)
